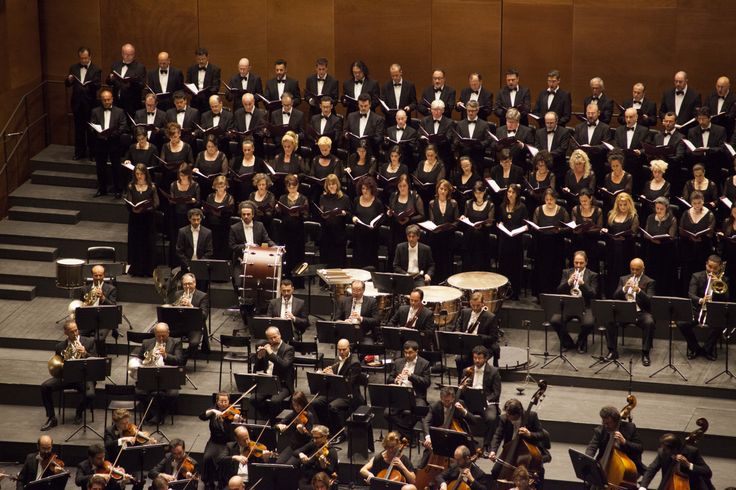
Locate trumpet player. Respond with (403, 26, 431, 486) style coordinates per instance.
(610, 258, 656, 366)
(453, 292, 500, 374)
(386, 340, 431, 441)
(551, 251, 598, 354)
(40, 321, 96, 431)
(171, 273, 210, 366)
(79, 265, 118, 356)
(389, 288, 436, 350)
(679, 255, 728, 361)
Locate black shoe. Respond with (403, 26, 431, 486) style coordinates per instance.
(604, 351, 618, 361)
(705, 352, 717, 361)
(73, 413, 83, 425)
(93, 190, 107, 198)
(560, 345, 569, 353)
(642, 352, 651, 367)
(72, 154, 84, 160)
(687, 349, 698, 360)
(41, 417, 58, 431)
(577, 340, 587, 354)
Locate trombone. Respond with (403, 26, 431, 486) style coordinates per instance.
(698, 263, 728, 325)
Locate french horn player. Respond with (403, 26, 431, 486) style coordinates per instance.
(79, 264, 118, 356)
(166, 272, 210, 367)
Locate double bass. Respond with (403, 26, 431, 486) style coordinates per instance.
(663, 418, 709, 490)
(599, 395, 639, 490)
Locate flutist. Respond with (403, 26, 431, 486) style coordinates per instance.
(79, 264, 118, 355)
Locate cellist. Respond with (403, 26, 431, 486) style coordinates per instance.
(585, 406, 643, 481)
(359, 431, 416, 485)
(638, 433, 713, 490)
(437, 445, 488, 490)
(420, 386, 479, 467)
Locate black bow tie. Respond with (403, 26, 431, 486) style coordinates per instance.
(702, 128, 710, 133)
(433, 119, 441, 123)
(393, 83, 402, 87)
(80, 64, 88, 69)
(591, 96, 599, 101)
(354, 80, 362, 85)
(675, 90, 684, 96)
(664, 132, 672, 136)
(397, 126, 405, 131)
(468, 119, 477, 123)
(245, 112, 252, 116)
(471, 90, 479, 95)
(627, 127, 635, 131)
(719, 96, 726, 100)
(434, 88, 443, 93)
(360, 113, 368, 118)
(547, 130, 555, 134)
(317, 77, 325, 81)
(240, 77, 248, 82)
(122, 62, 130, 67)
(177, 109, 186, 113)
(213, 112, 221, 116)
(588, 123, 596, 127)
(159, 70, 167, 75)
(147, 112, 155, 116)
(509, 87, 517, 92)
(547, 90, 556, 95)
(277, 79, 285, 84)
(103, 108, 111, 112)
(321, 115, 329, 120)
(282, 111, 291, 116)
(198, 67, 206, 71)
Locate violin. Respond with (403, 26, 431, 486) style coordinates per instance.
(376, 437, 409, 482)
(220, 406, 241, 422)
(122, 423, 156, 445)
(96, 461, 136, 482)
(40, 454, 65, 475)
(245, 441, 275, 459)
(177, 456, 197, 480)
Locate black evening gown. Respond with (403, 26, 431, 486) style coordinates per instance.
(387, 190, 425, 266)
(277, 193, 309, 288)
(643, 213, 677, 296)
(532, 206, 569, 296)
(317, 192, 351, 268)
(248, 190, 276, 237)
(231, 156, 266, 203)
(125, 144, 158, 167)
(194, 151, 228, 198)
(679, 210, 715, 295)
(351, 198, 384, 269)
(498, 203, 529, 300)
(428, 199, 460, 283)
(571, 206, 603, 272)
(204, 192, 235, 260)
(126, 183, 158, 277)
(640, 179, 671, 217)
(604, 216, 638, 297)
(160, 142, 194, 191)
(461, 199, 494, 272)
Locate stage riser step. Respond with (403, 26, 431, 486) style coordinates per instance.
(0, 244, 59, 261)
(31, 170, 98, 189)
(8, 206, 80, 224)
(9, 195, 129, 223)
(31, 156, 97, 175)
(0, 284, 36, 300)
(0, 234, 128, 261)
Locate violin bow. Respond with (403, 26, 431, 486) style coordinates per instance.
(221, 384, 258, 419)
(177, 433, 201, 479)
(307, 427, 345, 460)
(129, 398, 155, 444)
(246, 424, 269, 459)
(283, 391, 320, 430)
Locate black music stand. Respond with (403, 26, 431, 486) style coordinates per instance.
(249, 463, 299, 489)
(649, 296, 692, 381)
(168, 480, 197, 490)
(190, 259, 231, 342)
(372, 272, 415, 319)
(539, 293, 584, 371)
(250, 316, 294, 342)
(117, 442, 167, 487)
(75, 305, 122, 361)
(292, 263, 325, 319)
(569, 448, 607, 488)
(590, 300, 636, 375)
(233, 373, 279, 423)
(307, 371, 349, 401)
(428, 427, 476, 455)
(62, 357, 110, 441)
(370, 478, 406, 490)
(381, 326, 424, 353)
(704, 301, 736, 384)
(436, 331, 485, 384)
(23, 471, 70, 490)
(316, 320, 363, 349)
(136, 366, 186, 441)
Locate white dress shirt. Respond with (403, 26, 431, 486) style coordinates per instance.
(191, 226, 199, 260)
(407, 244, 420, 274)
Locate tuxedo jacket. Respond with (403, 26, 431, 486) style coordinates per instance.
(89, 106, 128, 140)
(253, 341, 295, 392)
(334, 295, 380, 334)
(493, 86, 532, 126)
(225, 72, 263, 98)
(422, 398, 475, 435)
(418, 85, 456, 118)
(556, 267, 599, 307)
(533, 88, 572, 126)
(136, 337, 183, 366)
(228, 220, 275, 256)
(385, 125, 418, 151)
(149, 453, 200, 480)
(329, 353, 364, 403)
(490, 410, 546, 454)
(146, 66, 184, 97)
(380, 79, 418, 114)
(707, 90, 736, 137)
(652, 130, 686, 165)
(686, 124, 726, 150)
(310, 112, 344, 147)
(640, 445, 713, 490)
(79, 281, 118, 306)
(659, 88, 702, 125)
(342, 78, 380, 112)
(233, 106, 267, 133)
(54, 335, 96, 357)
(76, 459, 124, 490)
(104, 424, 131, 459)
(65, 62, 101, 112)
(585, 420, 643, 471)
(583, 93, 614, 124)
(534, 126, 571, 165)
(186, 63, 221, 95)
(619, 98, 658, 127)
(420, 115, 455, 140)
(389, 305, 435, 347)
(17, 453, 56, 490)
(453, 308, 499, 344)
(454, 119, 492, 150)
(133, 108, 167, 139)
(109, 60, 146, 108)
(344, 111, 385, 151)
(689, 270, 729, 313)
(266, 296, 309, 334)
(457, 86, 494, 119)
(165, 106, 201, 133)
(614, 124, 650, 150)
(573, 121, 612, 146)
(494, 124, 534, 165)
(171, 288, 209, 324)
(264, 77, 301, 106)
(389, 355, 431, 400)
(199, 109, 234, 134)
(393, 241, 436, 278)
(269, 107, 305, 137)
(305, 73, 339, 106)
(175, 225, 214, 269)
(465, 363, 501, 407)
(612, 273, 655, 312)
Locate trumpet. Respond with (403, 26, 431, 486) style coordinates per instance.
(173, 289, 193, 307)
(624, 275, 639, 302)
(698, 263, 728, 325)
(570, 268, 582, 297)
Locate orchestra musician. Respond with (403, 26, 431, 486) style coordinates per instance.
(421, 386, 478, 466)
(40, 321, 96, 431)
(310, 472, 335, 490)
(453, 292, 500, 371)
(226, 475, 245, 490)
(86, 475, 108, 490)
(283, 425, 338, 490)
(437, 445, 487, 490)
(508, 466, 533, 490)
(79, 264, 118, 355)
(638, 433, 713, 490)
(228, 201, 276, 293)
(393, 224, 435, 286)
(359, 431, 416, 485)
(389, 288, 435, 349)
(608, 258, 656, 366)
(220, 426, 273, 488)
(334, 280, 381, 344)
(275, 390, 317, 451)
(148, 438, 199, 482)
(252, 326, 295, 422)
(169, 272, 210, 364)
(585, 405, 644, 476)
(550, 251, 599, 354)
(266, 279, 309, 337)
(199, 392, 243, 490)
(75, 444, 130, 490)
(175, 208, 213, 272)
(16, 435, 66, 490)
(386, 340, 431, 442)
(462, 346, 502, 451)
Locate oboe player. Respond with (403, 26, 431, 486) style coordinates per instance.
(389, 288, 436, 349)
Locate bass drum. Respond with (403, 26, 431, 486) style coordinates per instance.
(415, 285, 463, 328)
(447, 272, 510, 313)
(241, 245, 283, 295)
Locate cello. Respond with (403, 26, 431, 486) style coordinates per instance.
(599, 395, 639, 490)
(376, 437, 410, 482)
(493, 380, 547, 489)
(662, 418, 709, 490)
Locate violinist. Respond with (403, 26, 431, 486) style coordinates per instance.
(275, 390, 317, 451)
(437, 445, 487, 490)
(16, 435, 65, 490)
(462, 346, 502, 452)
(103, 408, 154, 464)
(386, 340, 431, 442)
(149, 438, 199, 482)
(287, 425, 338, 490)
(199, 392, 243, 490)
(638, 433, 713, 490)
(221, 426, 273, 487)
(75, 444, 130, 490)
(508, 465, 533, 490)
(421, 387, 478, 466)
(585, 406, 643, 476)
(360, 431, 416, 485)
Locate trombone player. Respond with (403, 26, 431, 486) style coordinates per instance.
(79, 264, 118, 355)
(679, 255, 728, 361)
(40, 321, 96, 431)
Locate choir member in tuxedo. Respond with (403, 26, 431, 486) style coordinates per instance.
(385, 341, 431, 442)
(387, 174, 425, 262)
(453, 155, 483, 208)
(526, 151, 556, 211)
(199, 392, 243, 490)
(682, 163, 718, 209)
(534, 111, 570, 182)
(454, 100, 492, 175)
(195, 135, 229, 198)
(317, 174, 351, 268)
(264, 58, 301, 108)
(639, 433, 713, 490)
(421, 386, 478, 465)
(614, 108, 650, 186)
(390, 289, 436, 349)
(311, 339, 364, 438)
(225, 57, 263, 103)
(489, 149, 525, 204)
(149, 438, 199, 482)
(344, 93, 385, 154)
(90, 88, 127, 198)
(277, 174, 309, 288)
(494, 68, 531, 127)
(350, 176, 385, 269)
(531, 189, 569, 296)
(607, 258, 656, 365)
(307, 137, 343, 202)
(495, 108, 534, 171)
(16, 435, 65, 488)
(573, 103, 611, 179)
(532, 70, 572, 127)
(586, 405, 644, 474)
(305, 58, 339, 117)
(420, 99, 456, 168)
(228, 201, 275, 268)
(380, 63, 417, 126)
(334, 279, 380, 343)
(679, 191, 716, 294)
(708, 75, 736, 138)
(252, 326, 295, 421)
(175, 208, 213, 271)
(266, 280, 309, 336)
(203, 175, 234, 260)
(66, 46, 101, 160)
(497, 184, 528, 299)
(618, 82, 657, 127)
(460, 180, 494, 271)
(171, 273, 210, 364)
(108, 43, 146, 117)
(453, 293, 500, 371)
(428, 179, 460, 283)
(601, 152, 633, 213)
(40, 321, 96, 430)
(133, 323, 184, 425)
(550, 251, 598, 353)
(126, 163, 159, 277)
(652, 113, 687, 191)
(687, 107, 727, 183)
(641, 160, 672, 215)
(570, 188, 603, 270)
(342, 60, 380, 114)
(643, 197, 678, 297)
(146, 51, 184, 111)
(186, 48, 221, 114)
(232, 93, 267, 159)
(659, 70, 702, 129)
(310, 96, 343, 151)
(167, 163, 200, 263)
(437, 445, 488, 490)
(377, 144, 408, 201)
(385, 109, 418, 171)
(197, 95, 234, 154)
(583, 77, 614, 124)
(603, 193, 640, 297)
(457, 72, 493, 121)
(418, 69, 456, 119)
(414, 144, 447, 208)
(269, 92, 305, 143)
(165, 92, 200, 146)
(393, 225, 434, 286)
(285, 425, 338, 490)
(133, 94, 167, 150)
(360, 432, 416, 486)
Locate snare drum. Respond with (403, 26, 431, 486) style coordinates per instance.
(447, 272, 510, 313)
(334, 268, 373, 297)
(416, 285, 463, 327)
(56, 258, 84, 289)
(241, 245, 283, 293)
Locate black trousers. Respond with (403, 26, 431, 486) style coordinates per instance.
(252, 387, 291, 422)
(94, 138, 123, 193)
(677, 321, 722, 355)
(385, 397, 427, 442)
(201, 439, 227, 485)
(311, 395, 352, 437)
(41, 378, 94, 418)
(550, 310, 595, 348)
(73, 107, 93, 157)
(606, 311, 655, 353)
(135, 388, 178, 421)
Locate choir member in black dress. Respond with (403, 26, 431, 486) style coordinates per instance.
(317, 174, 351, 268)
(270, 130, 306, 197)
(277, 174, 309, 288)
(345, 139, 378, 197)
(359, 431, 416, 486)
(307, 136, 343, 202)
(160, 122, 194, 191)
(498, 184, 528, 299)
(123, 127, 159, 169)
(532, 189, 570, 295)
(125, 164, 159, 277)
(525, 151, 556, 212)
(231, 138, 265, 202)
(721, 156, 736, 208)
(643, 197, 678, 296)
(718, 204, 736, 301)
(489, 148, 525, 204)
(682, 163, 718, 209)
(460, 181, 494, 272)
(603, 192, 639, 297)
(413, 144, 447, 211)
(195, 135, 229, 198)
(378, 145, 409, 202)
(679, 190, 716, 294)
(640, 159, 671, 217)
(452, 155, 483, 207)
(248, 173, 276, 234)
(600, 152, 633, 214)
(570, 188, 604, 271)
(351, 176, 384, 269)
(428, 179, 460, 283)
(204, 175, 235, 260)
(199, 392, 242, 490)
(563, 149, 597, 204)
(387, 173, 425, 265)
(167, 163, 200, 265)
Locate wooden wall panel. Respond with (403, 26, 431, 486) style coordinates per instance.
(5, 1, 42, 88)
(40, 0, 101, 79)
